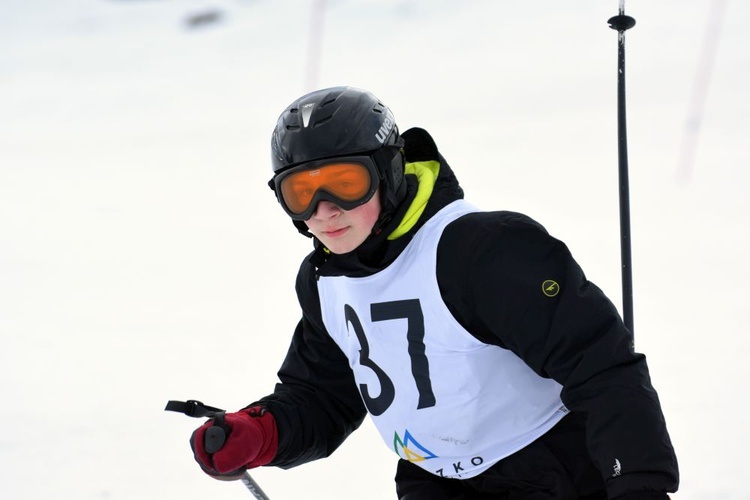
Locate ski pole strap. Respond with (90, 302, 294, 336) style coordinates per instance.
(164, 399, 226, 418)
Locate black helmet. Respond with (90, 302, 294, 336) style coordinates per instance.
(269, 86, 406, 235)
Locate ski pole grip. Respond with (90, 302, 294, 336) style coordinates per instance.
(164, 399, 231, 453)
(204, 412, 229, 453)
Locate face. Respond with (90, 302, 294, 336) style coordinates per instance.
(304, 190, 382, 254)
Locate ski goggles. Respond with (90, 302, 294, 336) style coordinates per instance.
(272, 156, 380, 221)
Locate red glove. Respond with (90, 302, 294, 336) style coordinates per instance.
(190, 406, 278, 479)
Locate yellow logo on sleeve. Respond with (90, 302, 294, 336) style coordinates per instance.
(542, 280, 560, 297)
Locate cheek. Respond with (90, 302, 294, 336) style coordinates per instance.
(364, 204, 381, 226)
(359, 195, 382, 228)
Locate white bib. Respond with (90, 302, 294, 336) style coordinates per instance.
(318, 200, 567, 479)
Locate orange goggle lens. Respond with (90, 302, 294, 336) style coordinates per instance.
(279, 162, 373, 215)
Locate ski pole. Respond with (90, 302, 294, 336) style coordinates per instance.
(607, 2, 636, 338)
(165, 400, 271, 500)
(239, 472, 270, 500)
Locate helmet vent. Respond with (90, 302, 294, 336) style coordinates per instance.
(313, 115, 333, 128)
(286, 125, 300, 131)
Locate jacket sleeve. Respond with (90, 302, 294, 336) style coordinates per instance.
(437, 211, 679, 498)
(255, 258, 367, 469)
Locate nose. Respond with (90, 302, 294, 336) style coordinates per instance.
(311, 200, 342, 219)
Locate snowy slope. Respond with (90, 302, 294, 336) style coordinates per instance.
(1, 1, 748, 499)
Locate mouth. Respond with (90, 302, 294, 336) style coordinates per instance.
(322, 227, 349, 238)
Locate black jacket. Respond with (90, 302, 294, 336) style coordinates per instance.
(257, 128, 679, 498)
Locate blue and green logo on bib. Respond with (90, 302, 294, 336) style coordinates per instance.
(393, 429, 438, 462)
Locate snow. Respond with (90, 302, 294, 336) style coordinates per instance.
(1, 1, 748, 498)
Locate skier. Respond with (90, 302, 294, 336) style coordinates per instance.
(189, 86, 679, 499)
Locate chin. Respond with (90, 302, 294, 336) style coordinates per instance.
(320, 236, 364, 255)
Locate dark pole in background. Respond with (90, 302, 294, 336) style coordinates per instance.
(607, 3, 636, 337)
(677, 0, 728, 183)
